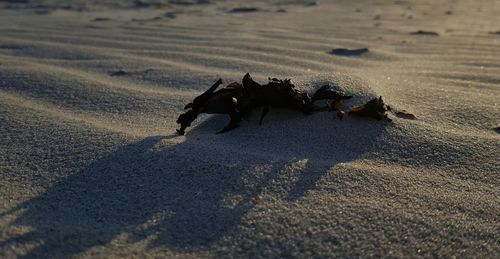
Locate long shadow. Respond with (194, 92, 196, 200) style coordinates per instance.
(1, 111, 388, 258)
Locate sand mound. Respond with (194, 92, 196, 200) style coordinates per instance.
(180, 72, 385, 163)
(294, 73, 379, 108)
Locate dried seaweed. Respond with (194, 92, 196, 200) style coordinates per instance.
(312, 85, 352, 119)
(348, 96, 390, 121)
(176, 74, 414, 134)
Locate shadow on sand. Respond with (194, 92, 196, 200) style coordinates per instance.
(1, 112, 388, 258)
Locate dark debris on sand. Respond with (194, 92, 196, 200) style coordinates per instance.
(228, 7, 258, 13)
(169, 0, 210, 5)
(410, 30, 439, 36)
(164, 12, 177, 18)
(109, 70, 129, 76)
(109, 69, 154, 77)
(394, 111, 416, 120)
(94, 17, 111, 22)
(306, 1, 317, 7)
(133, 0, 166, 8)
(329, 48, 369, 56)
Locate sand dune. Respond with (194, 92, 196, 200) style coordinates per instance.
(1, 0, 499, 258)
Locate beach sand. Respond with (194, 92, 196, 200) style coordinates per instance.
(0, 0, 499, 257)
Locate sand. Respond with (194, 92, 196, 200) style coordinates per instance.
(0, 0, 499, 258)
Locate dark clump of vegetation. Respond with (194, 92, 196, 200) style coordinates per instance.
(176, 73, 413, 135)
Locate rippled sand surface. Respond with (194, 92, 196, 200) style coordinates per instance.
(1, 0, 499, 257)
